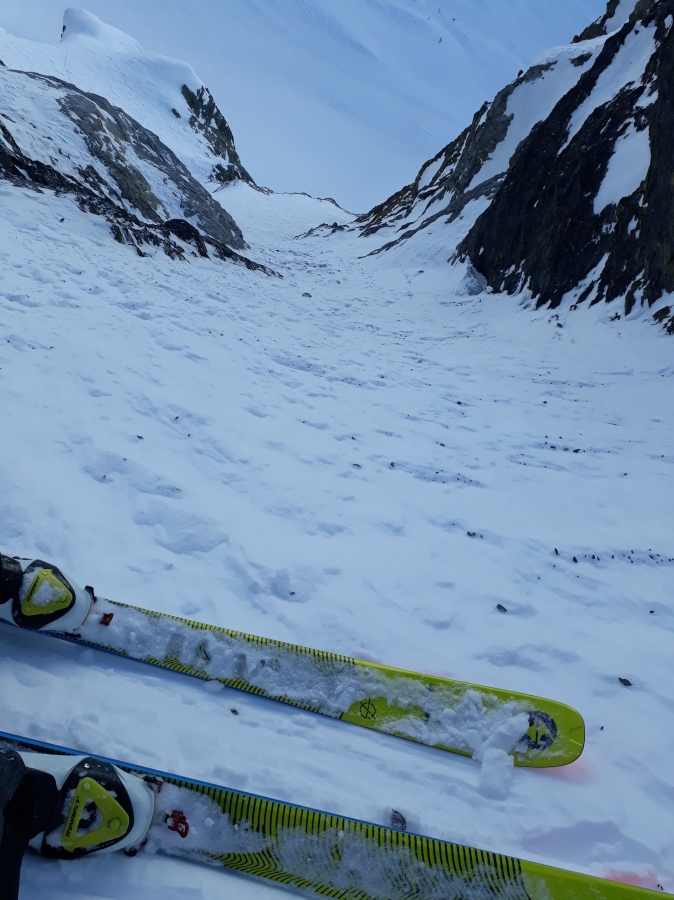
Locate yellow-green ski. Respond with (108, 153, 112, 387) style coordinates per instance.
(0, 554, 584, 767)
(71, 595, 583, 767)
(0, 731, 663, 900)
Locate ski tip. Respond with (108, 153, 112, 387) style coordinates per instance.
(513, 701, 585, 768)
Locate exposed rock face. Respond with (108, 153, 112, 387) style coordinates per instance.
(357, 64, 556, 251)
(355, 51, 596, 257)
(0, 65, 274, 271)
(181, 84, 254, 187)
(457, 0, 673, 328)
(358, 0, 674, 333)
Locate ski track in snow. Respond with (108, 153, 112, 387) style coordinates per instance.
(0, 176, 672, 897)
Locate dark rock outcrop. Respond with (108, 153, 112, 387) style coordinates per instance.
(0, 114, 273, 273)
(356, 64, 555, 253)
(457, 0, 674, 326)
(181, 84, 254, 187)
(573, 0, 623, 42)
(50, 74, 245, 248)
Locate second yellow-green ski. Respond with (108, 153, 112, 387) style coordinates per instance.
(0, 553, 585, 767)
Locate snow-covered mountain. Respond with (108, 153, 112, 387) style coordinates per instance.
(1, 0, 608, 209)
(0, 10, 274, 268)
(357, 0, 674, 334)
(1, 9, 253, 192)
(0, 5, 673, 900)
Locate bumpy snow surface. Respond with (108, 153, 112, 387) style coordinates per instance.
(0, 7, 673, 900)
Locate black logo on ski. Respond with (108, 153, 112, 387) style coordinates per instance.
(359, 699, 377, 720)
(523, 711, 558, 751)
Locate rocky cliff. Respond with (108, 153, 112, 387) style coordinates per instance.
(359, 0, 674, 334)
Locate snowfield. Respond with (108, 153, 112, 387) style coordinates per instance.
(0, 4, 673, 899)
(1, 177, 673, 898)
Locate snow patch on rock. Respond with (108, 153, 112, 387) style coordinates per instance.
(594, 120, 651, 213)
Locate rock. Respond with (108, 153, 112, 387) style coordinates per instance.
(573, 0, 622, 42)
(458, 2, 674, 328)
(0, 66, 277, 275)
(391, 809, 407, 831)
(181, 84, 254, 187)
(356, 64, 555, 253)
(354, 0, 674, 335)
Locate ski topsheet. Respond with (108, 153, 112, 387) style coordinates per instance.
(0, 556, 585, 767)
(0, 730, 660, 900)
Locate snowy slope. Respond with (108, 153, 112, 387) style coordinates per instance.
(457, 0, 674, 322)
(0, 63, 247, 253)
(0, 9, 253, 192)
(1, 1, 609, 209)
(356, 38, 606, 249)
(2, 168, 674, 900)
(0, 4, 673, 900)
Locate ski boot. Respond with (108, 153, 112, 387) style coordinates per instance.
(0, 747, 155, 898)
(0, 748, 58, 900)
(0, 554, 92, 632)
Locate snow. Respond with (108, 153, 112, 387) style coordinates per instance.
(604, 1, 639, 34)
(0, 1, 608, 210)
(564, 23, 657, 150)
(62, 7, 141, 53)
(594, 121, 651, 213)
(468, 43, 602, 192)
(1, 174, 673, 897)
(0, 5, 672, 900)
(0, 66, 189, 223)
(0, 20, 219, 191)
(75, 596, 534, 761)
(148, 783, 529, 900)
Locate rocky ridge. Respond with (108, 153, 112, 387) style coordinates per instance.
(180, 83, 254, 188)
(0, 62, 271, 272)
(355, 43, 600, 255)
(357, 0, 674, 334)
(457, 0, 673, 329)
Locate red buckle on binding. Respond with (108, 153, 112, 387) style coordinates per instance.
(166, 810, 189, 838)
(100, 612, 114, 626)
